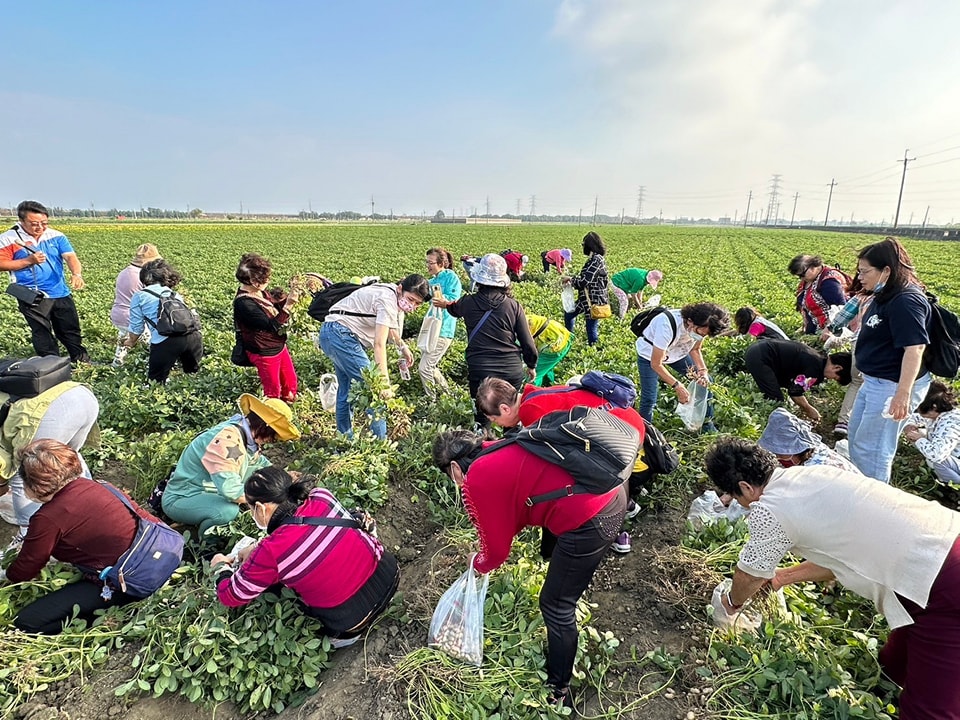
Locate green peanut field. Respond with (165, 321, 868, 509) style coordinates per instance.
(1, 222, 959, 720)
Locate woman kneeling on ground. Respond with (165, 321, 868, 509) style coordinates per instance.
(903, 380, 960, 486)
(2, 440, 175, 634)
(162, 394, 300, 541)
(210, 467, 399, 648)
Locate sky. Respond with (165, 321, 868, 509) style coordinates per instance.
(3, 0, 960, 224)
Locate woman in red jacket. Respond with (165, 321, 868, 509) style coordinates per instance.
(3, 439, 166, 634)
(432, 430, 627, 709)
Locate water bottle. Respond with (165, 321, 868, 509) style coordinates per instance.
(398, 349, 411, 381)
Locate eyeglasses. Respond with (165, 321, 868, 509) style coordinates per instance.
(794, 266, 811, 278)
(856, 266, 878, 276)
(425, 260, 439, 267)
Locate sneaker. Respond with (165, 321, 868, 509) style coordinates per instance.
(329, 635, 360, 649)
(547, 685, 573, 710)
(834, 422, 848, 436)
(624, 500, 641, 520)
(611, 531, 631, 554)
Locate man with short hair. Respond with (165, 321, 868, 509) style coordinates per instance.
(0, 201, 89, 362)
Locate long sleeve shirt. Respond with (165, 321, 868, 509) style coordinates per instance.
(463, 443, 620, 574)
(570, 254, 609, 311)
(234, 288, 290, 356)
(7, 478, 158, 583)
(907, 409, 960, 464)
(446, 288, 538, 370)
(217, 488, 384, 609)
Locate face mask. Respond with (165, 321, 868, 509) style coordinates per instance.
(253, 503, 269, 531)
(397, 295, 417, 313)
(872, 280, 886, 294)
(688, 331, 705, 343)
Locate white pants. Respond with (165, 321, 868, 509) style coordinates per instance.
(418, 337, 453, 401)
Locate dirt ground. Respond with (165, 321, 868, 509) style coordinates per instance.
(5, 469, 705, 720)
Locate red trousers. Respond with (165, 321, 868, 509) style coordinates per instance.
(247, 347, 298, 402)
(879, 535, 960, 720)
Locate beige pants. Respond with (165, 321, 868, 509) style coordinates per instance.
(837, 339, 863, 424)
(418, 337, 453, 401)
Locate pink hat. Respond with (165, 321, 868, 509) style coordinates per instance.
(647, 270, 663, 288)
(560, 248, 573, 261)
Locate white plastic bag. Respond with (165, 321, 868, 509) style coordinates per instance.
(687, 490, 749, 529)
(710, 578, 788, 633)
(560, 286, 577, 313)
(0, 493, 16, 525)
(319, 373, 339, 412)
(642, 293, 662, 309)
(418, 307, 442, 353)
(676, 380, 709, 431)
(428, 554, 490, 666)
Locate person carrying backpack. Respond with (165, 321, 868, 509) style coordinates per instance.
(633, 303, 729, 426)
(432, 429, 627, 711)
(124, 258, 203, 384)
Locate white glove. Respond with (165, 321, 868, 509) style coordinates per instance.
(711, 579, 760, 632)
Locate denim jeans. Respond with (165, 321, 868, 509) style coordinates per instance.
(848, 373, 931, 483)
(563, 309, 599, 346)
(637, 354, 714, 424)
(318, 322, 386, 439)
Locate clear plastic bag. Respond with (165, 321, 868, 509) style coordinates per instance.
(560, 286, 577, 313)
(319, 373, 339, 412)
(710, 578, 788, 633)
(428, 554, 490, 666)
(687, 490, 749, 528)
(676, 379, 709, 431)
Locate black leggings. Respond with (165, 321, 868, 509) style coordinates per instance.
(148, 332, 204, 383)
(14, 580, 139, 635)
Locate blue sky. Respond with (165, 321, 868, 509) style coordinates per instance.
(4, 0, 960, 224)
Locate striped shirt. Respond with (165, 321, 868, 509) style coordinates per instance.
(217, 488, 383, 609)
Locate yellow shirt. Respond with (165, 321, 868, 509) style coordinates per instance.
(527, 314, 572, 354)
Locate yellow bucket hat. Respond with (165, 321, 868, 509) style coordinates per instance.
(237, 394, 301, 441)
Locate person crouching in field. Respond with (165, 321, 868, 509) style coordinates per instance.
(903, 381, 960, 486)
(162, 394, 300, 540)
(210, 467, 399, 649)
(110, 243, 161, 366)
(707, 437, 960, 720)
(2, 440, 175, 634)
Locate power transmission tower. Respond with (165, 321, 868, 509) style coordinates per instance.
(370, 196, 375, 217)
(529, 195, 536, 216)
(592, 196, 598, 225)
(765, 174, 782, 226)
(516, 199, 522, 216)
(485, 196, 490, 217)
(789, 192, 799, 227)
(824, 179, 836, 227)
(893, 149, 916, 229)
(620, 208, 624, 226)
(635, 186, 645, 223)
(743, 191, 752, 227)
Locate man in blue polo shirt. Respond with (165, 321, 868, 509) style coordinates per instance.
(0, 201, 89, 362)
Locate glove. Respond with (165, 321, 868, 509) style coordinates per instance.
(711, 579, 760, 633)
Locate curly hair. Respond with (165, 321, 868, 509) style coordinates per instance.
(705, 437, 778, 497)
(139, 258, 182, 289)
(236, 252, 273, 287)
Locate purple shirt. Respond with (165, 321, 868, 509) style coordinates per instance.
(111, 264, 143, 329)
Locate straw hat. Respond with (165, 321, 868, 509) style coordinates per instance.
(757, 408, 819, 455)
(132, 244, 162, 267)
(470, 253, 510, 288)
(238, 394, 301, 441)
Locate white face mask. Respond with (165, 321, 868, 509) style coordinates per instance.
(252, 503, 269, 531)
(689, 331, 705, 343)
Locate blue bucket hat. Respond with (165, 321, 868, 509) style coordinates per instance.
(758, 408, 821, 455)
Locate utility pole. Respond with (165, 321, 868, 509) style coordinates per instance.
(893, 149, 915, 229)
(765, 174, 782, 226)
(824, 179, 836, 227)
(620, 208, 625, 226)
(789, 192, 799, 228)
(635, 185, 645, 223)
(922, 205, 931, 230)
(592, 196, 598, 225)
(743, 191, 752, 227)
(578, 208, 582, 226)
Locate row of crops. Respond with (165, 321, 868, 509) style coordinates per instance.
(1, 222, 958, 718)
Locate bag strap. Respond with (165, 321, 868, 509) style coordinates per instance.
(327, 309, 376, 318)
(278, 515, 361, 529)
(638, 309, 678, 345)
(467, 309, 494, 343)
(532, 321, 548, 340)
(472, 436, 586, 506)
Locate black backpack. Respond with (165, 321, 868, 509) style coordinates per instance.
(631, 306, 677, 342)
(478, 406, 640, 505)
(640, 418, 680, 475)
(307, 280, 377, 322)
(143, 289, 200, 336)
(925, 292, 960, 378)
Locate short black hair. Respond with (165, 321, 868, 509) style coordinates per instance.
(828, 352, 852, 385)
(17, 200, 49, 219)
(917, 380, 957, 414)
(705, 437, 778, 497)
(734, 307, 758, 335)
(432, 430, 484, 474)
(400, 274, 431, 301)
(788, 254, 822, 277)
